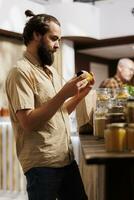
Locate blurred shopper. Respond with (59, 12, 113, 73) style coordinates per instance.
(100, 58, 134, 88)
(76, 58, 134, 132)
(5, 10, 94, 200)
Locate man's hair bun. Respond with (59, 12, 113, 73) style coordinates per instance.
(25, 10, 35, 17)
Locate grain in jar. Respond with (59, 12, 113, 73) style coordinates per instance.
(93, 110, 106, 138)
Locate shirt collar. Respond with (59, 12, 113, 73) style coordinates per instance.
(24, 51, 53, 79)
(24, 51, 41, 68)
(114, 75, 123, 86)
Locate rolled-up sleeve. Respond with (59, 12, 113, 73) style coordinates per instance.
(6, 67, 35, 113)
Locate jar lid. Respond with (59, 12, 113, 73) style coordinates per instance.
(128, 123, 134, 128)
(106, 123, 127, 128)
(108, 106, 124, 113)
(96, 88, 111, 92)
(127, 97, 134, 102)
(106, 113, 124, 116)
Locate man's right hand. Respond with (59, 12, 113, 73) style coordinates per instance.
(61, 76, 89, 99)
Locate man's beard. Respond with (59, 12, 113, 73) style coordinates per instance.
(37, 42, 54, 66)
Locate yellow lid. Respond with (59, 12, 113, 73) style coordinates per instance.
(128, 123, 134, 128)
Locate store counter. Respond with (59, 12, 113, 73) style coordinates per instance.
(79, 135, 134, 200)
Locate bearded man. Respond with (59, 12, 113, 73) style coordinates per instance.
(5, 10, 94, 200)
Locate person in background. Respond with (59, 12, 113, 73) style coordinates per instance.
(100, 58, 134, 89)
(76, 58, 134, 133)
(5, 10, 94, 200)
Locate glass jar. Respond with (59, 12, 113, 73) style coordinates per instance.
(96, 88, 111, 102)
(106, 105, 126, 124)
(106, 113, 126, 124)
(115, 87, 129, 107)
(126, 98, 134, 123)
(115, 87, 129, 100)
(96, 88, 112, 108)
(93, 108, 107, 138)
(94, 88, 112, 138)
(126, 124, 134, 151)
(104, 123, 127, 152)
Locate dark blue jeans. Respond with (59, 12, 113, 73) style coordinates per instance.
(25, 160, 88, 200)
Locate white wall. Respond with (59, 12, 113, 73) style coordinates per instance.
(61, 39, 75, 82)
(90, 62, 108, 89)
(0, 0, 45, 33)
(43, 2, 100, 38)
(96, 0, 134, 38)
(0, 0, 134, 39)
(61, 39, 78, 134)
(0, 0, 100, 38)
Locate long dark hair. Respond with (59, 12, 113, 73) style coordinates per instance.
(23, 10, 60, 46)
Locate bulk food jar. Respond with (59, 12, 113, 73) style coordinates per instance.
(93, 107, 106, 138)
(115, 87, 129, 107)
(126, 124, 134, 151)
(126, 98, 134, 123)
(93, 88, 111, 138)
(104, 123, 127, 152)
(106, 105, 126, 124)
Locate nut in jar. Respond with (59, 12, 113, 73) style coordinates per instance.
(96, 88, 111, 101)
(115, 87, 129, 107)
(115, 87, 129, 100)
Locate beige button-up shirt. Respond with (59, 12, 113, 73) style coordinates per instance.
(6, 52, 74, 173)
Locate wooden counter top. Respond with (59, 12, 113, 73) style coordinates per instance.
(79, 134, 134, 165)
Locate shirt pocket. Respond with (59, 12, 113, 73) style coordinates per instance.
(35, 81, 55, 104)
